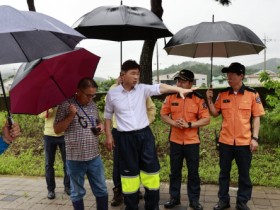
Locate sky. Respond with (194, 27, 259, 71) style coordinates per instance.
(1, 0, 280, 79)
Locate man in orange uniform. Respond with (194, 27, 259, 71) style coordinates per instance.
(161, 69, 210, 210)
(206, 63, 265, 210)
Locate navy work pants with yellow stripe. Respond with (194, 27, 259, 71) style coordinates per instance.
(117, 126, 160, 210)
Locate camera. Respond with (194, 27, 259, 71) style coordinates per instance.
(91, 127, 101, 135)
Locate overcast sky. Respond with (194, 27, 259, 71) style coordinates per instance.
(1, 0, 280, 79)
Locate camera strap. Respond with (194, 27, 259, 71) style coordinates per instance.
(75, 99, 95, 127)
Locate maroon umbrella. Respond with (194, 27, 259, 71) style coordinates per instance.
(9, 48, 100, 115)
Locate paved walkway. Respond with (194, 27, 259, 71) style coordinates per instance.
(0, 176, 279, 210)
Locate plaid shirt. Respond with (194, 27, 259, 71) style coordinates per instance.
(55, 97, 100, 161)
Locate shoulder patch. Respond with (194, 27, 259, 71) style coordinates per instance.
(245, 86, 257, 93)
(256, 96, 262, 104)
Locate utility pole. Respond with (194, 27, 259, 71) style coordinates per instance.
(156, 41, 159, 83)
(263, 35, 272, 71)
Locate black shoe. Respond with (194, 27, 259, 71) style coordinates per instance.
(139, 190, 144, 200)
(213, 200, 230, 210)
(64, 187, 71, 195)
(189, 201, 203, 210)
(236, 201, 250, 210)
(164, 198, 180, 209)
(47, 191, 55, 199)
(110, 187, 123, 207)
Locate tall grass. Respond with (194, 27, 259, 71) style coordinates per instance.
(0, 106, 279, 187)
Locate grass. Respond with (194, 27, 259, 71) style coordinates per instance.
(0, 112, 279, 187)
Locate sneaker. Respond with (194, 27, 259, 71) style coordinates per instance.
(47, 191, 55, 199)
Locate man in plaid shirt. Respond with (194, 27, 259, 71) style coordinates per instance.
(54, 77, 108, 210)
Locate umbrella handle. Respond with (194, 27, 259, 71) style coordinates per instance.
(78, 114, 88, 128)
(0, 72, 13, 129)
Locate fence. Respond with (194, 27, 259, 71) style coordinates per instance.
(0, 87, 273, 112)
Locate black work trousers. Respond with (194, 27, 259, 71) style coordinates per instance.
(218, 143, 252, 203)
(169, 142, 201, 202)
(44, 135, 70, 192)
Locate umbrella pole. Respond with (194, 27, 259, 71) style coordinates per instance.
(51, 76, 87, 121)
(0, 72, 13, 128)
(210, 15, 214, 88)
(210, 43, 213, 88)
(51, 76, 68, 99)
(120, 41, 122, 69)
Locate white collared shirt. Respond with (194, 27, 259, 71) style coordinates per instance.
(105, 83, 161, 131)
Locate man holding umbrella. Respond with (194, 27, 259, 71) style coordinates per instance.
(206, 63, 265, 210)
(54, 78, 108, 210)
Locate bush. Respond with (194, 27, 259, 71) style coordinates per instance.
(259, 70, 280, 144)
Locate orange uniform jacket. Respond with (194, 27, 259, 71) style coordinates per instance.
(215, 85, 265, 146)
(161, 92, 210, 145)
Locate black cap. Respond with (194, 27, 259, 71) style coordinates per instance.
(174, 69, 194, 81)
(221, 62, 245, 75)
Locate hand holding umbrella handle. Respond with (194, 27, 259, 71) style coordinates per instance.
(7, 116, 14, 130)
(206, 88, 214, 105)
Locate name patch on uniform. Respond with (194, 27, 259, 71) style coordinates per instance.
(223, 99, 230, 103)
(171, 102, 179, 106)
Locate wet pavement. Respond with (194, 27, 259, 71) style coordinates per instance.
(0, 176, 279, 210)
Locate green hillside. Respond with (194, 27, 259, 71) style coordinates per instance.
(152, 58, 280, 84)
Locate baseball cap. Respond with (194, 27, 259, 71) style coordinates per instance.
(174, 69, 194, 81)
(221, 62, 245, 75)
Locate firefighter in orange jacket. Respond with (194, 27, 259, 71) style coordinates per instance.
(206, 63, 265, 210)
(161, 69, 210, 210)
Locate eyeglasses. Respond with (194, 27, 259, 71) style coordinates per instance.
(80, 89, 96, 99)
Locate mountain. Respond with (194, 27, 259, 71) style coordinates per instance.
(153, 58, 280, 83)
(248, 58, 280, 71)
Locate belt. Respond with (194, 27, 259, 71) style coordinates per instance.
(117, 126, 149, 134)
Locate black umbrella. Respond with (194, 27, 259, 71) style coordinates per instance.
(164, 18, 265, 86)
(73, 2, 172, 65)
(0, 5, 85, 125)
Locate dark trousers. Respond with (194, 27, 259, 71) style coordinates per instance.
(169, 142, 201, 202)
(44, 135, 70, 191)
(218, 143, 252, 203)
(112, 128, 121, 189)
(118, 126, 160, 210)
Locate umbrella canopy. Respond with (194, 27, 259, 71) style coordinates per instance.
(73, 4, 172, 65)
(73, 5, 173, 41)
(0, 5, 85, 65)
(164, 21, 265, 85)
(0, 5, 85, 121)
(9, 48, 100, 115)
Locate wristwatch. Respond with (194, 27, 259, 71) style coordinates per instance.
(252, 136, 259, 141)
(188, 122, 192, 128)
